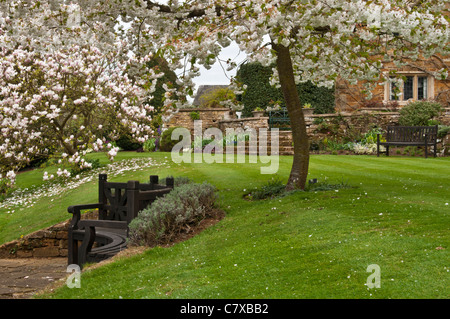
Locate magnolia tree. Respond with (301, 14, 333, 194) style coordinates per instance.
(0, 1, 160, 186)
(1, 0, 449, 191)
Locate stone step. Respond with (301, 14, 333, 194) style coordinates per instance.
(227, 146, 294, 156)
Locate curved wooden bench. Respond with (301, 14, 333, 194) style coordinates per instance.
(68, 174, 174, 267)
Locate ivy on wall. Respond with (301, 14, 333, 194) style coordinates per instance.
(235, 62, 336, 117)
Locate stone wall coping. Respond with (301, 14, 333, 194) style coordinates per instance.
(219, 117, 269, 123)
(310, 112, 353, 118)
(311, 111, 402, 118)
(359, 111, 400, 115)
(176, 108, 232, 112)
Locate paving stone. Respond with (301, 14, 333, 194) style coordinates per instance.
(0, 258, 68, 299)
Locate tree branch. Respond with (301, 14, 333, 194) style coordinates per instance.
(145, 1, 223, 18)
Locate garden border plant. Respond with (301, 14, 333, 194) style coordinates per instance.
(243, 176, 355, 201)
(128, 178, 224, 247)
(398, 101, 443, 126)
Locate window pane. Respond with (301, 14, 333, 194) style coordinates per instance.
(418, 76, 428, 100)
(403, 76, 414, 100)
(390, 81, 399, 100)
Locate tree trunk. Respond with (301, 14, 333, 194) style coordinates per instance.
(272, 43, 310, 190)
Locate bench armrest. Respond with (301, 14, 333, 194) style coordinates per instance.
(68, 203, 103, 214)
(67, 203, 103, 229)
(78, 220, 128, 230)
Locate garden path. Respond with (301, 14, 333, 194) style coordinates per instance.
(0, 257, 67, 299)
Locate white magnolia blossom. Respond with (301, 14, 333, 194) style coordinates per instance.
(0, 0, 164, 183)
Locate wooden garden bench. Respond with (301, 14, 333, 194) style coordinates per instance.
(377, 125, 438, 158)
(67, 174, 174, 267)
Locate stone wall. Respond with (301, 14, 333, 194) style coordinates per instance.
(0, 212, 98, 259)
(218, 117, 269, 132)
(166, 108, 236, 133)
(0, 222, 69, 259)
(306, 108, 449, 133)
(298, 108, 449, 155)
(165, 107, 270, 137)
(164, 107, 449, 155)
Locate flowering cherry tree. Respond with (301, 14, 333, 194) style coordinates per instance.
(1, 0, 448, 191)
(127, 0, 449, 190)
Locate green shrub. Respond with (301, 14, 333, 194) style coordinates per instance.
(116, 133, 143, 151)
(159, 127, 184, 152)
(199, 88, 237, 108)
(322, 137, 353, 151)
(437, 125, 450, 138)
(360, 128, 384, 144)
(247, 178, 286, 200)
(145, 57, 180, 113)
(143, 138, 156, 152)
(190, 111, 200, 121)
(313, 117, 324, 125)
(128, 182, 218, 246)
(0, 178, 12, 198)
(398, 101, 442, 126)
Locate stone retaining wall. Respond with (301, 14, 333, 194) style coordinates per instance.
(218, 117, 269, 132)
(0, 222, 70, 259)
(299, 109, 449, 156)
(0, 212, 98, 259)
(164, 107, 449, 155)
(305, 108, 449, 134)
(166, 108, 236, 132)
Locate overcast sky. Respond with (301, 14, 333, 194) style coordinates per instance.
(189, 42, 247, 89)
(156, 1, 248, 94)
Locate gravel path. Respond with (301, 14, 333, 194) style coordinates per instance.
(0, 258, 68, 299)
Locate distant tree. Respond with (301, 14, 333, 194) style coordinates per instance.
(199, 87, 237, 108)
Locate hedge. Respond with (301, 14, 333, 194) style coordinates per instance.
(235, 62, 335, 117)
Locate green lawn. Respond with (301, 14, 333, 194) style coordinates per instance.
(1, 152, 449, 298)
